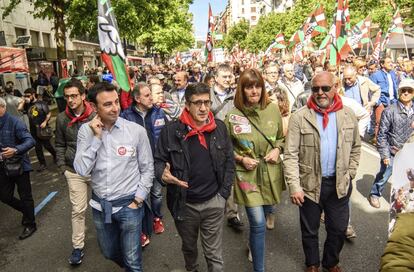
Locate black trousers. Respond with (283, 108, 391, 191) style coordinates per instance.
(30, 129, 56, 166)
(0, 170, 36, 227)
(299, 177, 351, 268)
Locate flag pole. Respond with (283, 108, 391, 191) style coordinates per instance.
(402, 30, 409, 57)
(366, 41, 369, 59)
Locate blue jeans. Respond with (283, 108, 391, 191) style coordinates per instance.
(370, 157, 394, 197)
(245, 205, 273, 272)
(92, 205, 144, 272)
(151, 179, 163, 219)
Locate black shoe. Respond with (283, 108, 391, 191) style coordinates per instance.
(37, 164, 47, 172)
(227, 217, 244, 231)
(19, 226, 37, 240)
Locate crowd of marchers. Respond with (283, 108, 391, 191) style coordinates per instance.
(1, 53, 414, 272)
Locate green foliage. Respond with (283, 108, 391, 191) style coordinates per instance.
(222, 19, 250, 51)
(240, 0, 414, 53)
(2, 0, 194, 59)
(137, 0, 194, 56)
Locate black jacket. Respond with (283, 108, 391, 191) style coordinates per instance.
(377, 102, 414, 160)
(55, 110, 96, 171)
(154, 119, 235, 220)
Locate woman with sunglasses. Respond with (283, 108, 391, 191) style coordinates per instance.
(224, 68, 285, 272)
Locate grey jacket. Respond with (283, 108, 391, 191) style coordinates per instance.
(377, 102, 414, 160)
(210, 86, 235, 121)
(55, 109, 96, 171)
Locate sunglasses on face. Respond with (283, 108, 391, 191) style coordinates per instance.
(311, 86, 332, 93)
(400, 88, 413, 94)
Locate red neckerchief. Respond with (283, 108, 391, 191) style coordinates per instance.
(307, 93, 343, 129)
(65, 101, 94, 127)
(179, 109, 216, 149)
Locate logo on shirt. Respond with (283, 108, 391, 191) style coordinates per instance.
(118, 146, 127, 156)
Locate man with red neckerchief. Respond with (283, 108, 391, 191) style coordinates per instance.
(55, 78, 95, 266)
(154, 83, 235, 272)
(284, 72, 361, 272)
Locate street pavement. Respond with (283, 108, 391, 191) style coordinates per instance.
(0, 142, 390, 272)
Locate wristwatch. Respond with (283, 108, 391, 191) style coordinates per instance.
(132, 199, 142, 207)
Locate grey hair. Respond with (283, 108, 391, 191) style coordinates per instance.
(0, 97, 6, 108)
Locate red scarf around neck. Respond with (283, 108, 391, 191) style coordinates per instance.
(65, 101, 94, 127)
(179, 109, 217, 149)
(307, 93, 343, 129)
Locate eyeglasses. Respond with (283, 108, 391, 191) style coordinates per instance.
(266, 72, 279, 75)
(23, 95, 31, 98)
(189, 100, 212, 107)
(311, 86, 332, 93)
(64, 94, 80, 100)
(400, 88, 413, 94)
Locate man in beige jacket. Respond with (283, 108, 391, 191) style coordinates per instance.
(284, 72, 361, 272)
(343, 65, 380, 114)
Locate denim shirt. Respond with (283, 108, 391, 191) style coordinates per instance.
(0, 112, 35, 171)
(316, 112, 338, 177)
(344, 81, 363, 105)
(74, 117, 154, 213)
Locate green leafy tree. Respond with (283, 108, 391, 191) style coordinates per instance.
(223, 19, 250, 51)
(138, 0, 194, 60)
(2, 0, 185, 75)
(244, 0, 413, 53)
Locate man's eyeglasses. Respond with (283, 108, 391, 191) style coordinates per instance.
(189, 100, 212, 107)
(64, 94, 80, 100)
(400, 88, 413, 94)
(311, 86, 332, 93)
(266, 72, 279, 75)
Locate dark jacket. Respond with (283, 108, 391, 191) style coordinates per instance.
(55, 109, 96, 171)
(377, 102, 414, 160)
(0, 112, 35, 172)
(154, 119, 235, 220)
(369, 69, 399, 106)
(120, 105, 167, 153)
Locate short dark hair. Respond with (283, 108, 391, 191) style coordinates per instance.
(89, 75, 100, 84)
(184, 83, 210, 103)
(132, 82, 150, 98)
(88, 82, 117, 104)
(380, 57, 391, 66)
(64, 78, 85, 95)
(368, 60, 377, 67)
(24, 88, 36, 95)
(6, 81, 13, 85)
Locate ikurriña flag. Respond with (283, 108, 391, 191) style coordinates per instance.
(97, 0, 130, 91)
(348, 17, 371, 49)
(382, 9, 404, 50)
(265, 32, 286, 56)
(205, 3, 215, 62)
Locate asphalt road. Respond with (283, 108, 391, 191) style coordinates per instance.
(0, 142, 390, 272)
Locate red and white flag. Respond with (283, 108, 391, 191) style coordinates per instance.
(372, 30, 382, 61)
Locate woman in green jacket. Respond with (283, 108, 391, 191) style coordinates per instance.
(224, 68, 285, 272)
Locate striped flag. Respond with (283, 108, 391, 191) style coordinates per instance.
(382, 9, 404, 49)
(347, 17, 371, 49)
(97, 0, 130, 91)
(372, 30, 382, 61)
(320, 0, 352, 66)
(289, 4, 327, 47)
(204, 4, 215, 62)
(264, 32, 286, 56)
